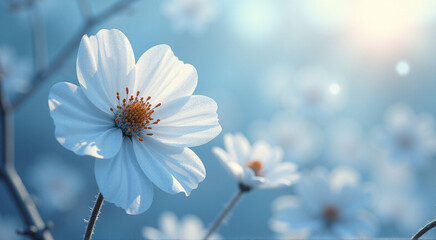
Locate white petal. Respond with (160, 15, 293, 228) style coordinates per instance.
(95, 139, 154, 214)
(48, 82, 122, 159)
(213, 147, 244, 180)
(261, 162, 300, 189)
(223, 133, 251, 164)
(150, 95, 221, 147)
(142, 227, 165, 240)
(77, 29, 136, 113)
(132, 138, 205, 196)
(134, 44, 197, 105)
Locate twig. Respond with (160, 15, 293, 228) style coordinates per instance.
(28, 0, 48, 72)
(84, 193, 104, 240)
(12, 0, 138, 110)
(0, 78, 53, 240)
(203, 184, 251, 240)
(411, 219, 436, 240)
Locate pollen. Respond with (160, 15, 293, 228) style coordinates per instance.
(246, 160, 263, 176)
(111, 88, 161, 141)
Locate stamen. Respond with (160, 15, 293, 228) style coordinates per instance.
(110, 89, 161, 141)
(246, 160, 263, 176)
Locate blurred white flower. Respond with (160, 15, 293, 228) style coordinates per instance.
(257, 63, 294, 105)
(27, 154, 85, 212)
(213, 133, 299, 190)
(48, 29, 221, 214)
(249, 112, 322, 163)
(162, 0, 218, 34)
(283, 67, 346, 120)
(395, 60, 410, 76)
(371, 104, 436, 167)
(0, 46, 31, 101)
(0, 215, 22, 240)
(371, 159, 428, 235)
(327, 119, 369, 168)
(142, 212, 221, 239)
(270, 167, 377, 239)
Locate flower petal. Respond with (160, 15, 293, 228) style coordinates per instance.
(213, 147, 244, 180)
(77, 29, 136, 113)
(132, 138, 205, 196)
(95, 139, 154, 214)
(150, 95, 221, 147)
(134, 44, 197, 105)
(48, 82, 122, 159)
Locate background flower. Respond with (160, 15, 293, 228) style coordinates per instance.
(142, 211, 221, 239)
(213, 133, 299, 189)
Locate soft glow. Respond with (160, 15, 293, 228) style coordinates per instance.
(329, 83, 341, 95)
(395, 60, 410, 76)
(231, 0, 279, 43)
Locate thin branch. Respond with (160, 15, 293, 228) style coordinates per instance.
(84, 193, 104, 240)
(12, 0, 138, 110)
(411, 219, 436, 240)
(29, 0, 49, 72)
(0, 80, 53, 240)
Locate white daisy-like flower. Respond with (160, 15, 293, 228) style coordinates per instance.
(142, 212, 221, 239)
(248, 112, 322, 163)
(212, 133, 299, 190)
(270, 167, 377, 239)
(162, 0, 218, 35)
(283, 67, 345, 121)
(48, 29, 221, 214)
(0, 46, 31, 101)
(27, 154, 85, 212)
(371, 104, 436, 167)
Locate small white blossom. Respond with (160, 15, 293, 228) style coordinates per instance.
(142, 212, 221, 239)
(283, 67, 345, 120)
(213, 133, 299, 190)
(371, 104, 436, 167)
(48, 29, 221, 214)
(27, 154, 85, 212)
(162, 0, 218, 35)
(270, 167, 377, 239)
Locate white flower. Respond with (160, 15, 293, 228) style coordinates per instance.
(248, 112, 322, 163)
(142, 212, 221, 239)
(0, 46, 31, 101)
(27, 154, 85, 212)
(327, 119, 370, 168)
(212, 133, 299, 189)
(162, 0, 218, 35)
(371, 104, 436, 167)
(48, 29, 221, 214)
(270, 168, 377, 239)
(283, 67, 345, 121)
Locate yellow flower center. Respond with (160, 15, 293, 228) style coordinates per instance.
(246, 160, 263, 176)
(111, 88, 161, 141)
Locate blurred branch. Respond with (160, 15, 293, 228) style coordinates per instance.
(411, 219, 436, 240)
(78, 0, 93, 21)
(29, 0, 49, 72)
(0, 77, 53, 240)
(12, 0, 139, 110)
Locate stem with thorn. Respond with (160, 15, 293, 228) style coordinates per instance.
(84, 193, 104, 240)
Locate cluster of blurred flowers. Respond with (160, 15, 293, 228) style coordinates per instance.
(2, 0, 436, 239)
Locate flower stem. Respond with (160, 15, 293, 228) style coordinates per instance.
(411, 219, 436, 240)
(84, 193, 104, 240)
(203, 184, 251, 240)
